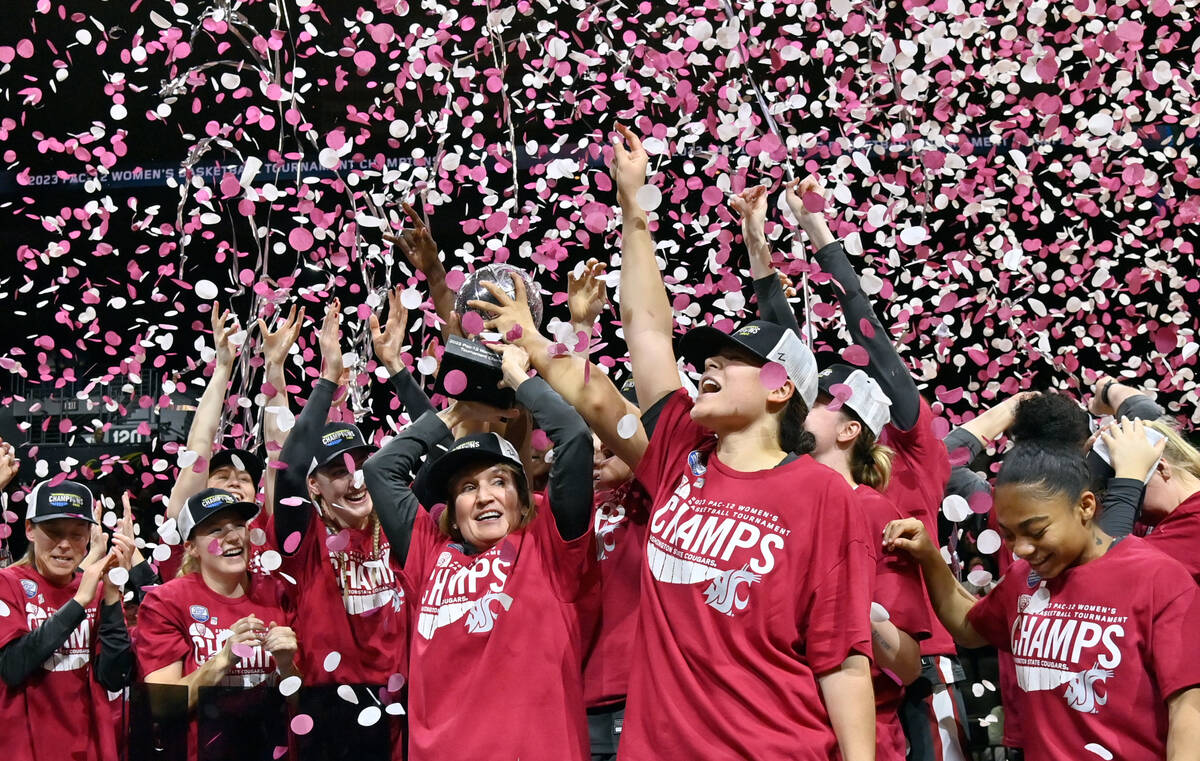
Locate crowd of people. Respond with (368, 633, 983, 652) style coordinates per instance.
(2, 124, 1199, 761)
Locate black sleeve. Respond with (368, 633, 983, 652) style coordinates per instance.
(752, 273, 802, 336)
(813, 241, 921, 431)
(274, 379, 337, 552)
(388, 369, 436, 422)
(639, 392, 675, 440)
(1116, 394, 1165, 422)
(364, 411, 454, 566)
(94, 600, 134, 691)
(128, 560, 161, 604)
(0, 600, 87, 687)
(1097, 477, 1145, 538)
(516, 377, 593, 541)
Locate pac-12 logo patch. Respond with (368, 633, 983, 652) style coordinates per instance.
(20, 579, 38, 598)
(190, 605, 210, 623)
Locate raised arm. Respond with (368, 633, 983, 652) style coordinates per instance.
(472, 271, 649, 470)
(612, 123, 681, 412)
(166, 304, 241, 519)
(273, 299, 343, 551)
(493, 344, 594, 541)
(1089, 374, 1166, 421)
(567, 258, 607, 340)
(258, 303, 305, 517)
(883, 517, 988, 648)
(732, 185, 804, 337)
(385, 202, 457, 340)
(785, 177, 921, 431)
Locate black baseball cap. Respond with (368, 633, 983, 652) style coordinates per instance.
(816, 364, 893, 437)
(178, 488, 260, 539)
(209, 447, 265, 486)
(678, 319, 819, 408)
(26, 479, 96, 524)
(309, 422, 373, 474)
(413, 433, 526, 507)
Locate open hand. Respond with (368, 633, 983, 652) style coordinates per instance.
(384, 202, 442, 277)
(611, 123, 649, 202)
(211, 303, 242, 369)
(567, 259, 608, 331)
(318, 298, 344, 383)
(369, 286, 411, 375)
(468, 277, 536, 341)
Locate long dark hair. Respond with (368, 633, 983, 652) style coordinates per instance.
(780, 393, 816, 455)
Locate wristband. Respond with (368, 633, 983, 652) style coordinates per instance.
(1099, 379, 1116, 408)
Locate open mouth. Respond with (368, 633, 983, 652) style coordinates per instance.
(341, 489, 370, 508)
(475, 510, 502, 523)
(699, 376, 721, 394)
(50, 554, 76, 564)
(221, 547, 244, 558)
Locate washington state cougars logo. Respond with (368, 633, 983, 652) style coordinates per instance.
(1063, 664, 1113, 714)
(594, 502, 626, 561)
(464, 591, 514, 633)
(702, 567, 761, 615)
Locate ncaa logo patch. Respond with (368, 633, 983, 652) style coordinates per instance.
(20, 579, 38, 598)
(190, 605, 210, 623)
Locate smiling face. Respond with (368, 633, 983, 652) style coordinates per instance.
(187, 511, 249, 579)
(994, 482, 1096, 579)
(691, 347, 792, 434)
(450, 463, 526, 551)
(308, 449, 373, 530)
(27, 518, 91, 585)
(208, 465, 256, 503)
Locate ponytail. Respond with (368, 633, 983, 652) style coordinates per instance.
(849, 431, 894, 491)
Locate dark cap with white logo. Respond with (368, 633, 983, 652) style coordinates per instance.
(413, 433, 526, 507)
(678, 319, 819, 408)
(209, 447, 265, 486)
(178, 488, 260, 539)
(26, 479, 97, 524)
(309, 422, 373, 474)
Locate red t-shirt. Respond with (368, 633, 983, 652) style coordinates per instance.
(856, 484, 932, 761)
(279, 508, 407, 686)
(401, 502, 595, 761)
(580, 482, 650, 708)
(967, 536, 1200, 761)
(987, 509, 1026, 748)
(620, 390, 874, 761)
(136, 571, 294, 761)
(0, 565, 117, 761)
(881, 398, 957, 656)
(1144, 491, 1200, 583)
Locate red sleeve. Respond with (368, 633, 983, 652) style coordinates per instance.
(805, 478, 875, 674)
(399, 507, 440, 598)
(156, 543, 184, 582)
(633, 389, 709, 502)
(534, 503, 597, 603)
(1145, 517, 1200, 583)
(0, 571, 30, 649)
(883, 399, 951, 521)
(875, 554, 932, 641)
(965, 567, 1023, 652)
(135, 584, 193, 675)
(1148, 563, 1200, 699)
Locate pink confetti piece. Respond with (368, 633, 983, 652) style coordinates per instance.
(282, 531, 302, 554)
(444, 369, 468, 396)
(231, 642, 255, 660)
(207, 539, 222, 555)
(759, 361, 788, 391)
(387, 673, 406, 692)
(290, 714, 314, 736)
(460, 311, 485, 336)
(802, 192, 825, 213)
(840, 345, 870, 367)
(325, 530, 350, 552)
(968, 491, 993, 514)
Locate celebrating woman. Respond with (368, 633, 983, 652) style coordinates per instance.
(138, 488, 298, 761)
(0, 477, 135, 761)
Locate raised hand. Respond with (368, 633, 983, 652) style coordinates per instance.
(318, 298, 344, 383)
(729, 185, 769, 227)
(1100, 418, 1167, 482)
(468, 277, 536, 341)
(490, 342, 533, 391)
(74, 531, 113, 608)
(211, 302, 242, 370)
(611, 123, 649, 203)
(0, 439, 19, 490)
(258, 304, 305, 370)
(384, 202, 443, 276)
(369, 286, 411, 375)
(567, 259, 608, 334)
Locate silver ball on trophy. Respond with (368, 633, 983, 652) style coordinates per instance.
(453, 263, 545, 329)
